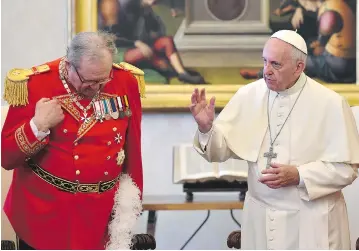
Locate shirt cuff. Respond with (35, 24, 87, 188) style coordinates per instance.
(297, 167, 305, 187)
(30, 118, 50, 140)
(198, 127, 213, 150)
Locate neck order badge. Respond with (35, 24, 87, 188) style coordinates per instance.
(59, 58, 100, 124)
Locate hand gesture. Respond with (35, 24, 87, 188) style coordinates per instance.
(291, 7, 304, 29)
(310, 41, 325, 56)
(273, 8, 282, 16)
(33, 98, 65, 132)
(259, 163, 300, 189)
(189, 88, 215, 133)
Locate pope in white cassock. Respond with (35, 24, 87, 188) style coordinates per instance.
(190, 30, 359, 250)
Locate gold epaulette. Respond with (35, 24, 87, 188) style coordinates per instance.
(4, 64, 50, 106)
(113, 62, 146, 98)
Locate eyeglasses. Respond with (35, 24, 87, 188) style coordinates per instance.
(72, 64, 113, 86)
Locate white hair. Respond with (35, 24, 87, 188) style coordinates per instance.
(66, 30, 118, 69)
(291, 46, 307, 67)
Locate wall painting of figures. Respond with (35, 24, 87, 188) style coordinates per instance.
(69, 0, 358, 110)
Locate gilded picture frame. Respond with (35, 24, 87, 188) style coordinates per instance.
(68, 0, 359, 111)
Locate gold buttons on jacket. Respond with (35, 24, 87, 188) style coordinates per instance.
(63, 129, 68, 133)
(74, 155, 79, 160)
(107, 141, 111, 146)
(76, 170, 80, 175)
(107, 156, 111, 160)
(113, 127, 117, 132)
(104, 171, 108, 175)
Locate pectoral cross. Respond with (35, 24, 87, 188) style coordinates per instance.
(263, 145, 277, 169)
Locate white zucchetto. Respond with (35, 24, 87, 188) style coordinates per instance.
(271, 30, 308, 55)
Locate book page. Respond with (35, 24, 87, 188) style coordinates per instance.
(218, 158, 248, 182)
(173, 144, 218, 183)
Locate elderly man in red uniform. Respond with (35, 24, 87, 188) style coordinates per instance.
(1, 31, 145, 250)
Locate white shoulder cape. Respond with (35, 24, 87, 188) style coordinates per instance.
(214, 74, 359, 164)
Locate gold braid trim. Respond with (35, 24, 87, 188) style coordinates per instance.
(4, 77, 28, 106)
(15, 124, 47, 156)
(4, 65, 50, 106)
(113, 62, 146, 98)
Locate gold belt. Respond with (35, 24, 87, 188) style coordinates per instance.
(26, 158, 120, 194)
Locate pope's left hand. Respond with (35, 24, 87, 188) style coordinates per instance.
(259, 163, 299, 189)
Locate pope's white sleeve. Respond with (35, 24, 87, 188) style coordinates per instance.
(297, 161, 358, 201)
(297, 170, 305, 187)
(193, 125, 233, 162)
(30, 118, 50, 141)
(198, 128, 212, 150)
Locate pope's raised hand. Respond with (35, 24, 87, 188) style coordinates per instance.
(189, 88, 215, 133)
(33, 98, 65, 132)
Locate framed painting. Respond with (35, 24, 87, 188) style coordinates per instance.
(68, 0, 359, 111)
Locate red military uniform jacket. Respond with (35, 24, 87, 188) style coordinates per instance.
(1, 58, 144, 249)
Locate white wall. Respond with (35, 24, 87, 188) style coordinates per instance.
(1, 0, 358, 249)
(1, 0, 68, 105)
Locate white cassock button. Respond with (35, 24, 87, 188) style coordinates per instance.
(74, 155, 79, 160)
(269, 237, 274, 241)
(76, 170, 80, 175)
(270, 228, 275, 231)
(270, 217, 274, 221)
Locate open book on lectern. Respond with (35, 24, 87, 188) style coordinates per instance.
(173, 144, 248, 184)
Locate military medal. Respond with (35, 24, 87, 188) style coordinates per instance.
(102, 99, 111, 120)
(109, 98, 120, 119)
(93, 101, 104, 123)
(116, 97, 125, 119)
(123, 95, 132, 117)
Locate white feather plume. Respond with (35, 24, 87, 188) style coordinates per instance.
(106, 174, 142, 250)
